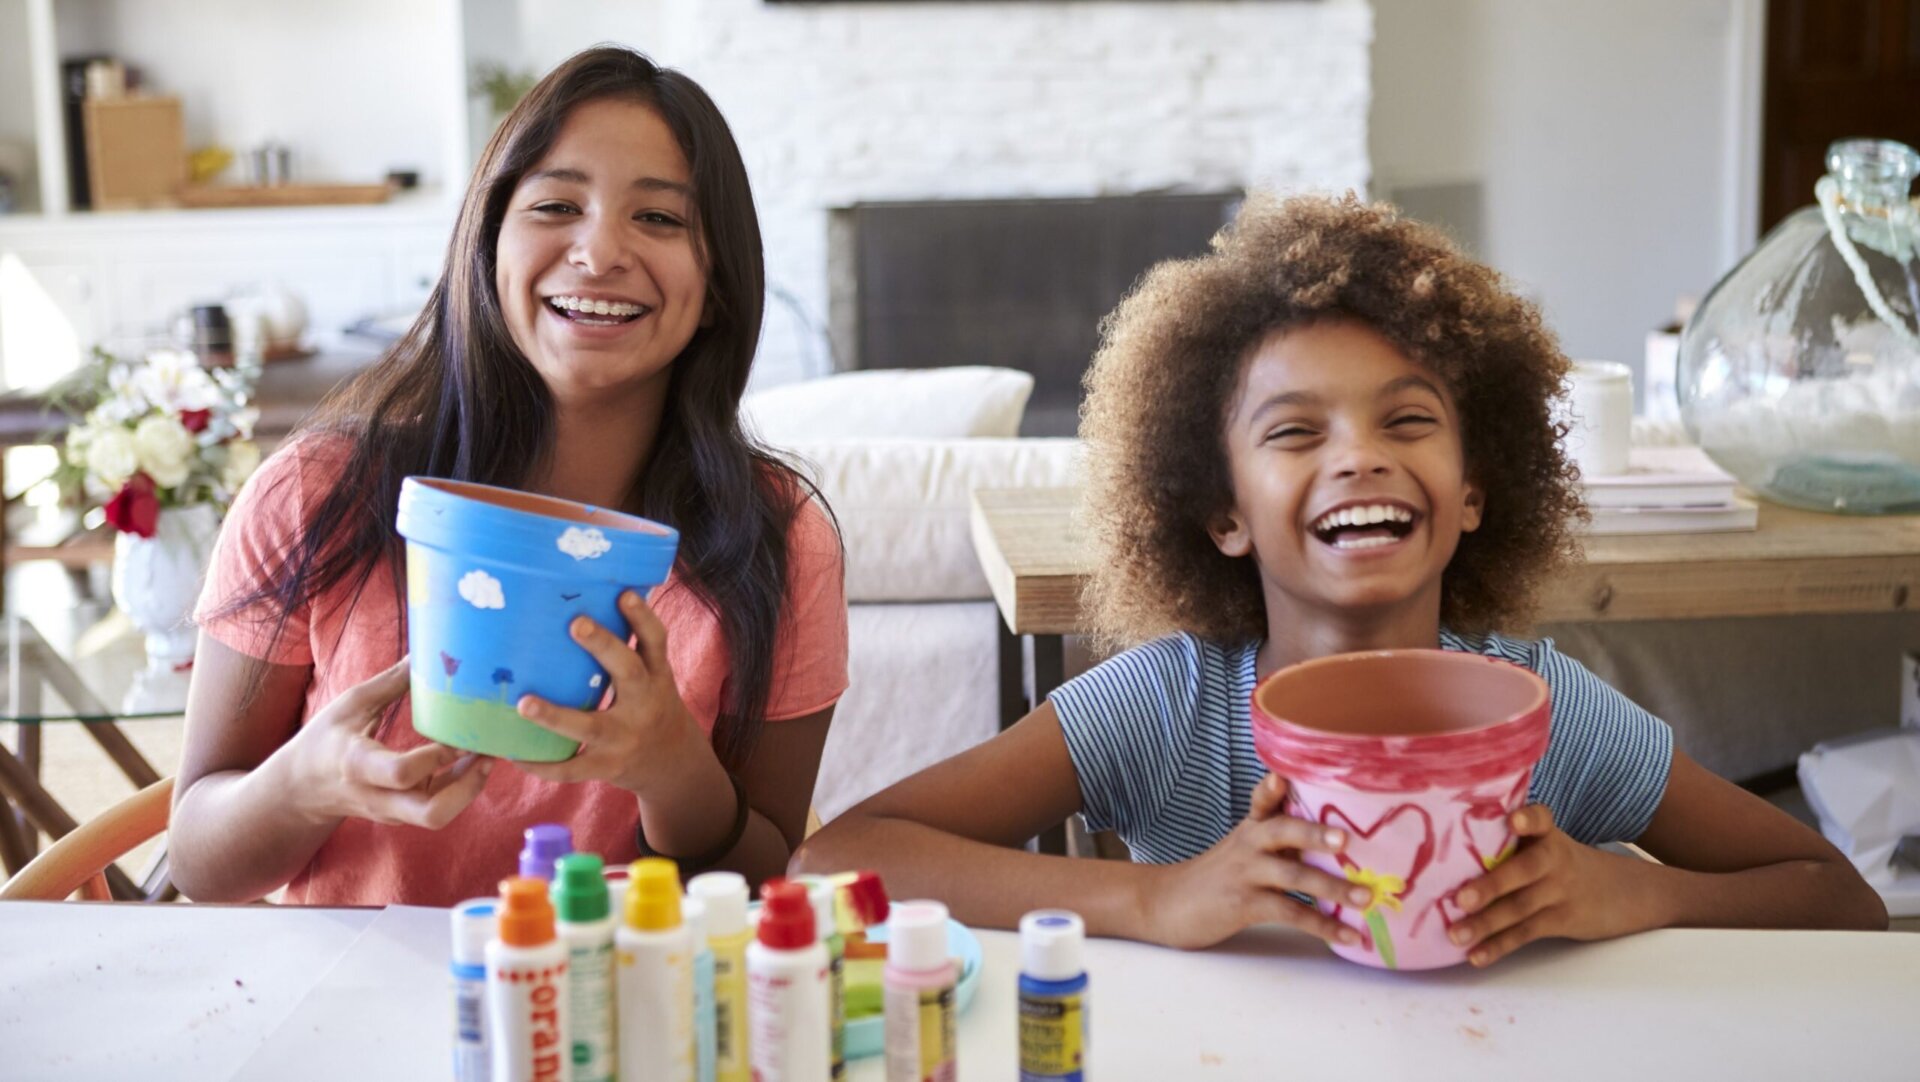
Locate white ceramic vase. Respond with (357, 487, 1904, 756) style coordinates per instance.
(111, 502, 222, 669)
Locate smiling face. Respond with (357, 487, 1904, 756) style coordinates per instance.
(494, 97, 708, 405)
(1209, 319, 1484, 626)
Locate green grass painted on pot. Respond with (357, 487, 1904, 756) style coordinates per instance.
(411, 682, 578, 762)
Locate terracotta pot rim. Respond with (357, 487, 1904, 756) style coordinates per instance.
(1251, 648, 1550, 742)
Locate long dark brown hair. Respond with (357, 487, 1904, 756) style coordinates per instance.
(228, 46, 822, 769)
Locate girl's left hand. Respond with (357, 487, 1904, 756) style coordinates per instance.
(1446, 804, 1666, 967)
(513, 590, 703, 793)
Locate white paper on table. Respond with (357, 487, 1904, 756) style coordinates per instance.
(229, 905, 453, 1081)
(1798, 727, 1920, 916)
(0, 903, 371, 1081)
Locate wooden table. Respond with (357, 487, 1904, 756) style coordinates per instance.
(971, 485, 1920, 753)
(3, 900, 1916, 1080)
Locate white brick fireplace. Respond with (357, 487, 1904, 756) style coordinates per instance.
(512, 0, 1376, 387)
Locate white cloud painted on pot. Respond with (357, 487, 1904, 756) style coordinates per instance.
(458, 569, 505, 610)
(557, 526, 611, 561)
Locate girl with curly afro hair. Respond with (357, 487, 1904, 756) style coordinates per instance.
(798, 194, 1883, 956)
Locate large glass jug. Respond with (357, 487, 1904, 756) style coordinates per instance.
(1678, 139, 1920, 513)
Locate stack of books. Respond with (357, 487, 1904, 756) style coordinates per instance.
(1580, 445, 1757, 535)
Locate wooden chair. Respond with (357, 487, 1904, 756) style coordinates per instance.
(0, 776, 172, 901)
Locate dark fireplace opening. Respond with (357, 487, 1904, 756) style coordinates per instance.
(829, 192, 1242, 436)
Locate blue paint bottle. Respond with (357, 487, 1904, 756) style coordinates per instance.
(450, 897, 497, 1082)
(1018, 910, 1086, 1082)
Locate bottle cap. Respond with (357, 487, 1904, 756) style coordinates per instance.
(757, 879, 815, 950)
(886, 901, 951, 973)
(1019, 909, 1085, 982)
(496, 876, 557, 947)
(681, 894, 708, 946)
(552, 853, 609, 923)
(840, 870, 890, 929)
(518, 823, 572, 880)
(686, 871, 748, 937)
(625, 858, 683, 931)
(451, 898, 497, 967)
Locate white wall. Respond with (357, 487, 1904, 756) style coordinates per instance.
(66, 0, 463, 191)
(0, 0, 39, 211)
(511, 0, 1376, 388)
(1372, 0, 1762, 402)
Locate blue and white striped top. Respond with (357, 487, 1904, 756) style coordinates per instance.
(1051, 630, 1674, 864)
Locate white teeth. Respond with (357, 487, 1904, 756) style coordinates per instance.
(548, 295, 645, 317)
(1312, 504, 1415, 533)
(1333, 534, 1398, 550)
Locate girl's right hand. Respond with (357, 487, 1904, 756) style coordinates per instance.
(283, 656, 493, 829)
(1140, 773, 1373, 950)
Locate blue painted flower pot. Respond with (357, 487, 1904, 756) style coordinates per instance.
(395, 477, 678, 761)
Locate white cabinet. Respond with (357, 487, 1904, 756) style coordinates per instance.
(0, 201, 458, 388)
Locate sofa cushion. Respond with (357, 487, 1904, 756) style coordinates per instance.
(744, 367, 1035, 443)
(782, 438, 1083, 602)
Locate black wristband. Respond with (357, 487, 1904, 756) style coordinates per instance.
(635, 769, 750, 875)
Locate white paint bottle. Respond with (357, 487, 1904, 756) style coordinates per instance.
(687, 871, 752, 1082)
(552, 854, 617, 1082)
(747, 879, 831, 1082)
(486, 876, 572, 1082)
(617, 857, 696, 1082)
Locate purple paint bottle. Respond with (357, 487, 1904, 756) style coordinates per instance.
(519, 823, 573, 881)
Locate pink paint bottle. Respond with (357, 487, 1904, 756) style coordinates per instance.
(882, 901, 956, 1082)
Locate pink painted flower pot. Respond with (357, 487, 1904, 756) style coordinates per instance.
(1251, 650, 1550, 970)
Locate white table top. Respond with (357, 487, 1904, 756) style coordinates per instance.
(3, 901, 1917, 1081)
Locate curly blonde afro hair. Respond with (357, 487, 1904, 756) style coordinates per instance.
(1078, 192, 1584, 648)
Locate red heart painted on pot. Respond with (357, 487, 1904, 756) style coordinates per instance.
(1319, 801, 1437, 904)
(1457, 773, 1530, 873)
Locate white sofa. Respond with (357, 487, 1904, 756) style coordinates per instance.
(787, 437, 1082, 820)
(744, 367, 1082, 821)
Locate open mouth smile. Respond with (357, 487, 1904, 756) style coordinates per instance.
(1309, 500, 1420, 551)
(543, 294, 653, 326)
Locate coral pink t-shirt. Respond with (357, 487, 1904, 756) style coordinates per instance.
(194, 437, 848, 907)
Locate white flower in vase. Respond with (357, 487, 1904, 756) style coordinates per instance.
(220, 439, 262, 493)
(84, 425, 140, 486)
(132, 414, 196, 489)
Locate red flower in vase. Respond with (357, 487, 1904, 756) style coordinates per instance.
(179, 408, 212, 433)
(104, 474, 161, 538)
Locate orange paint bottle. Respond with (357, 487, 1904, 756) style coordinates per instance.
(486, 876, 572, 1082)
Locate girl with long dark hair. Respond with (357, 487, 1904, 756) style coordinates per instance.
(170, 47, 846, 905)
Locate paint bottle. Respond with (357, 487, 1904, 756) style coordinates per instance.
(682, 894, 719, 1082)
(520, 823, 573, 882)
(617, 858, 695, 1082)
(553, 854, 617, 1082)
(687, 871, 752, 1082)
(797, 877, 848, 1080)
(1017, 910, 1087, 1082)
(883, 901, 957, 1082)
(747, 879, 831, 1082)
(486, 876, 572, 1082)
(451, 898, 496, 1082)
